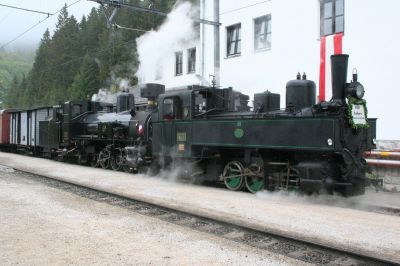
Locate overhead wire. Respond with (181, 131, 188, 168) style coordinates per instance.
(8, 3, 145, 77)
(219, 0, 271, 17)
(0, 3, 53, 16)
(202, 0, 272, 22)
(0, 0, 83, 50)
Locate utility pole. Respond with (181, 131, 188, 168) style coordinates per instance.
(213, 0, 220, 87)
(200, 0, 206, 85)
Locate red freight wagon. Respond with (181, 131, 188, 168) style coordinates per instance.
(0, 110, 10, 144)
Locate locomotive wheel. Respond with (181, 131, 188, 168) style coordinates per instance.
(110, 153, 124, 171)
(110, 159, 121, 171)
(245, 163, 264, 193)
(222, 161, 245, 191)
(98, 149, 110, 169)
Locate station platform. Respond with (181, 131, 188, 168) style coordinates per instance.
(0, 152, 399, 263)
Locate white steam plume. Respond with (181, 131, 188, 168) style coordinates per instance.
(256, 188, 399, 213)
(91, 79, 145, 104)
(136, 1, 199, 84)
(91, 89, 117, 104)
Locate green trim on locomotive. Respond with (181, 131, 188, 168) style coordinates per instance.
(152, 118, 338, 157)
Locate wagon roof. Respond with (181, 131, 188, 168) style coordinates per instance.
(6, 106, 52, 113)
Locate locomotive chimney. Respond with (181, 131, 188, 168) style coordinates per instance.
(116, 93, 135, 113)
(140, 83, 166, 110)
(331, 54, 349, 104)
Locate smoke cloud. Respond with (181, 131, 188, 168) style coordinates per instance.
(91, 89, 117, 104)
(135, 1, 199, 84)
(256, 188, 398, 213)
(91, 78, 143, 104)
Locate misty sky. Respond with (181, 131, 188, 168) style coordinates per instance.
(0, 0, 98, 49)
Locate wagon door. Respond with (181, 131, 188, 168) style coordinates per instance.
(29, 111, 35, 146)
(36, 108, 50, 147)
(9, 113, 16, 144)
(31, 111, 36, 146)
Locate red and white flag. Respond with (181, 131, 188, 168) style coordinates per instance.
(319, 33, 343, 102)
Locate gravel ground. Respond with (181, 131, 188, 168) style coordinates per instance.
(0, 171, 305, 266)
(0, 152, 399, 263)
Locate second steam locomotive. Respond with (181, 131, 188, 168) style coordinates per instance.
(1, 54, 376, 196)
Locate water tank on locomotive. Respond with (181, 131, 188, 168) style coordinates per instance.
(286, 73, 316, 112)
(253, 91, 280, 113)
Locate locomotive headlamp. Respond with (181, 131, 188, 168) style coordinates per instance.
(137, 124, 144, 136)
(347, 82, 365, 99)
(327, 138, 333, 146)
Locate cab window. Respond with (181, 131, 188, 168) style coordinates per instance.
(162, 97, 182, 120)
(194, 92, 207, 115)
(72, 104, 82, 117)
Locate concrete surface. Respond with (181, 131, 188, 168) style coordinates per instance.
(0, 171, 303, 265)
(372, 140, 400, 191)
(0, 152, 399, 263)
(371, 165, 400, 192)
(377, 140, 400, 151)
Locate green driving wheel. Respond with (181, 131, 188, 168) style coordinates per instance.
(222, 161, 244, 191)
(245, 176, 264, 193)
(245, 163, 264, 193)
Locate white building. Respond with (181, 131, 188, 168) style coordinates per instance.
(153, 0, 400, 140)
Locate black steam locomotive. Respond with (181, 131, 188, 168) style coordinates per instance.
(6, 54, 376, 196)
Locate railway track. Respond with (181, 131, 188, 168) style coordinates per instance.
(14, 169, 399, 266)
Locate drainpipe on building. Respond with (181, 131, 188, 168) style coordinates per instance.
(214, 0, 220, 87)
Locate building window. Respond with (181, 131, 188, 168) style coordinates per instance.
(254, 15, 272, 51)
(175, 51, 183, 76)
(187, 48, 196, 73)
(321, 0, 344, 36)
(227, 24, 241, 56)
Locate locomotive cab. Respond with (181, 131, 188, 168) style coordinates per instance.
(154, 86, 246, 122)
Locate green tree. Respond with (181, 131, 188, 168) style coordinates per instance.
(25, 29, 53, 106)
(44, 5, 84, 103)
(5, 76, 20, 108)
(70, 53, 100, 100)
